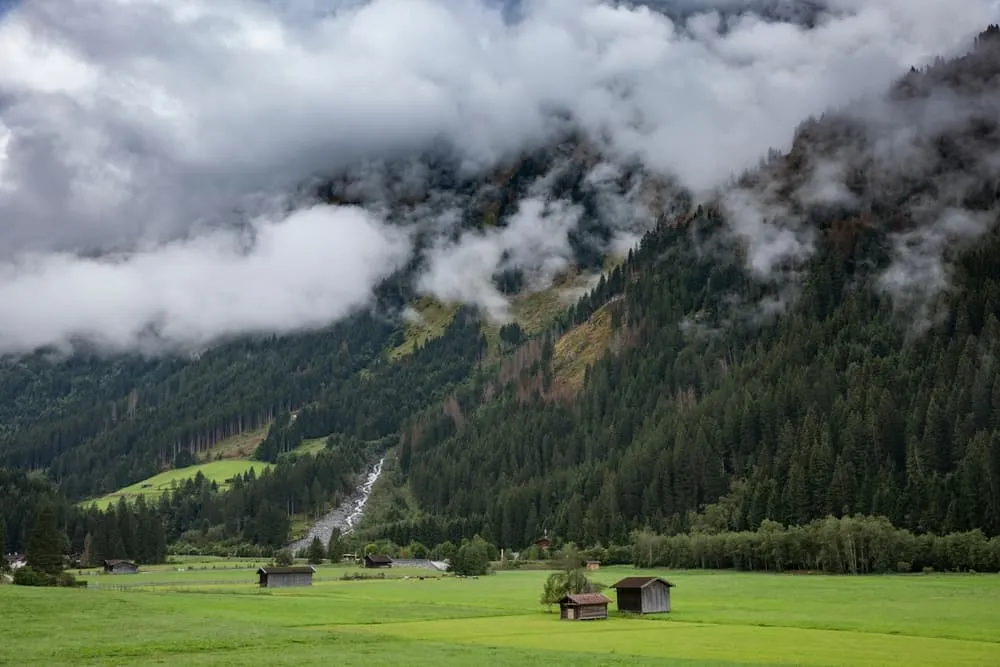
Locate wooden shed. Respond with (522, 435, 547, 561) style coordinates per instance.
(612, 576, 674, 614)
(559, 592, 611, 621)
(103, 559, 138, 574)
(257, 565, 316, 588)
(364, 554, 393, 569)
(585, 560, 601, 571)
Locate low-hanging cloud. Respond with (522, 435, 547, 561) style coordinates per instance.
(0, 0, 996, 353)
(0, 206, 411, 353)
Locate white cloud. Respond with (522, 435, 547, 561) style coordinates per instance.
(0, 0, 995, 352)
(0, 205, 411, 352)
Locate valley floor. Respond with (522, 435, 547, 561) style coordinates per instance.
(2, 564, 999, 666)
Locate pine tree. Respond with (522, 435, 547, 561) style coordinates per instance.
(81, 533, 94, 569)
(327, 528, 343, 563)
(307, 536, 325, 565)
(26, 502, 65, 576)
(0, 517, 8, 573)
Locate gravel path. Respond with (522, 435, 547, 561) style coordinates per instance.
(288, 457, 384, 554)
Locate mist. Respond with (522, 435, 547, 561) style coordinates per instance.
(0, 0, 995, 353)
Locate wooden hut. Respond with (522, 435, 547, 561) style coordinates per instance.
(585, 560, 601, 571)
(612, 576, 674, 614)
(257, 565, 316, 588)
(559, 592, 611, 621)
(103, 559, 138, 574)
(364, 554, 393, 569)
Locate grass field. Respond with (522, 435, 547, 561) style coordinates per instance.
(83, 460, 273, 509)
(3, 562, 998, 666)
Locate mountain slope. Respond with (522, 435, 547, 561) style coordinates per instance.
(376, 27, 1000, 548)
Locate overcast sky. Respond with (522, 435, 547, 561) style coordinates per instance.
(0, 0, 995, 354)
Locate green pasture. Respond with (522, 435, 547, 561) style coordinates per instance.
(2, 564, 998, 666)
(82, 460, 273, 509)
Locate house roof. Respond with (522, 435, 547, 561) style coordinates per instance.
(560, 593, 611, 606)
(612, 576, 674, 589)
(257, 566, 316, 575)
(104, 559, 136, 567)
(365, 554, 393, 563)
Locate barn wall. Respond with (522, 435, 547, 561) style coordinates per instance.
(577, 604, 608, 620)
(267, 573, 313, 588)
(616, 589, 643, 613)
(641, 583, 670, 613)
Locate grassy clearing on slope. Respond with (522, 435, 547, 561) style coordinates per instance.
(551, 303, 615, 395)
(390, 297, 460, 360)
(196, 426, 270, 462)
(83, 460, 273, 509)
(3, 563, 998, 666)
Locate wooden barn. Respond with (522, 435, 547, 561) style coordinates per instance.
(257, 565, 316, 588)
(103, 559, 138, 574)
(612, 576, 674, 614)
(364, 554, 393, 569)
(559, 593, 611, 621)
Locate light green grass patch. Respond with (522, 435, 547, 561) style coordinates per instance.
(2, 565, 998, 666)
(83, 460, 272, 509)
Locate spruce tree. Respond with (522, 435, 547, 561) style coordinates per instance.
(0, 518, 8, 573)
(327, 528, 343, 563)
(26, 502, 65, 576)
(307, 536, 325, 565)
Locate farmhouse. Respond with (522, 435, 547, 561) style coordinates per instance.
(612, 576, 674, 614)
(559, 593, 611, 621)
(103, 559, 138, 574)
(533, 537, 552, 550)
(364, 554, 393, 568)
(257, 565, 316, 588)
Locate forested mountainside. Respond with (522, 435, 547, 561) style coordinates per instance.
(382, 26, 1000, 546)
(0, 133, 668, 499)
(3, 26, 1000, 559)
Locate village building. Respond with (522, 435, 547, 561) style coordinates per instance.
(558, 593, 611, 621)
(256, 565, 316, 588)
(364, 554, 393, 569)
(533, 537, 552, 550)
(585, 560, 601, 571)
(103, 559, 138, 574)
(612, 576, 674, 614)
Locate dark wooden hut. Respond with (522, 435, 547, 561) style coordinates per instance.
(559, 592, 611, 620)
(257, 565, 316, 588)
(103, 559, 138, 574)
(612, 576, 674, 614)
(364, 554, 393, 569)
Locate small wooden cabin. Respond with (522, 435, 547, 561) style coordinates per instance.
(559, 593, 611, 621)
(364, 554, 393, 569)
(612, 576, 674, 614)
(257, 565, 316, 588)
(533, 537, 552, 550)
(585, 560, 601, 571)
(103, 559, 138, 575)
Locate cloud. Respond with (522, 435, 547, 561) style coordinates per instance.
(418, 197, 582, 319)
(0, 0, 995, 352)
(0, 206, 411, 353)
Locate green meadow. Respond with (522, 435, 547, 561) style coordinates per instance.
(2, 563, 999, 666)
(82, 460, 273, 509)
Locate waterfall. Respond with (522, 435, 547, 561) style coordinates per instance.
(287, 456, 385, 553)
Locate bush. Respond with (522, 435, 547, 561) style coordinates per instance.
(13, 567, 54, 587)
(274, 549, 294, 567)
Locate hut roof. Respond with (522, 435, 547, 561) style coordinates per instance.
(256, 566, 316, 575)
(366, 554, 393, 564)
(560, 593, 611, 605)
(612, 576, 674, 589)
(103, 559, 136, 567)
